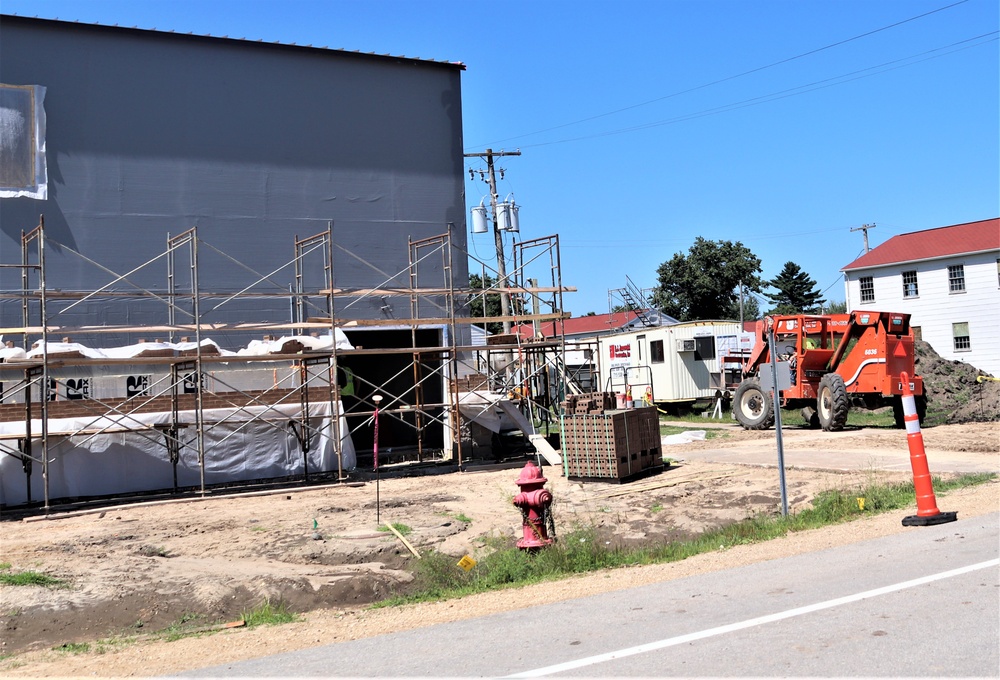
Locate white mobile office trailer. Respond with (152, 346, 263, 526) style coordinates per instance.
(596, 321, 755, 411)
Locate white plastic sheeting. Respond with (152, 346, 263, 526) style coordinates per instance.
(661, 430, 707, 446)
(0, 402, 355, 507)
(19, 331, 353, 361)
(457, 392, 518, 434)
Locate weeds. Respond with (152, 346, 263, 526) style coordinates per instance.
(0, 569, 67, 588)
(376, 472, 994, 607)
(378, 522, 413, 536)
(453, 513, 473, 524)
(52, 642, 90, 654)
(159, 613, 202, 642)
(242, 599, 298, 628)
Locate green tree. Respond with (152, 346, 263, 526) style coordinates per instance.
(652, 238, 763, 321)
(468, 273, 503, 334)
(467, 274, 524, 334)
(765, 262, 824, 314)
(737, 289, 762, 321)
(825, 299, 847, 314)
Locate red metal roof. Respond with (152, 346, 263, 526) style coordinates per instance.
(842, 218, 999, 271)
(513, 311, 642, 339)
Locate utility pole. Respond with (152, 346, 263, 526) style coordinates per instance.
(851, 223, 876, 253)
(465, 148, 521, 333)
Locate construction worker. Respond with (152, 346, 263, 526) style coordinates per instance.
(337, 365, 356, 397)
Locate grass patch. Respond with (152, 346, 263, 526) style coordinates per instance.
(452, 513, 473, 524)
(657, 406, 896, 430)
(0, 570, 67, 588)
(845, 408, 895, 428)
(0, 562, 11, 571)
(375, 472, 994, 607)
(242, 599, 299, 628)
(52, 642, 90, 654)
(378, 522, 413, 536)
(158, 613, 202, 642)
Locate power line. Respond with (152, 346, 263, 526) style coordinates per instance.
(515, 32, 997, 149)
(467, 0, 971, 150)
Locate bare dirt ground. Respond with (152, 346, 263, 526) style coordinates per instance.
(1, 420, 997, 677)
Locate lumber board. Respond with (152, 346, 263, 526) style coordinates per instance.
(384, 523, 422, 559)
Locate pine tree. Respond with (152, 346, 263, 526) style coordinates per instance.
(765, 262, 824, 314)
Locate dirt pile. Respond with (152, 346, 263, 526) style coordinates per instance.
(914, 340, 1000, 424)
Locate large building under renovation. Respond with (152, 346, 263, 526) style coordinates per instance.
(0, 16, 497, 507)
(0, 15, 468, 330)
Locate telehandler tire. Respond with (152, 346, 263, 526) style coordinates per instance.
(733, 379, 775, 430)
(817, 373, 849, 431)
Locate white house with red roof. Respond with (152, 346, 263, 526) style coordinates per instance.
(841, 218, 999, 376)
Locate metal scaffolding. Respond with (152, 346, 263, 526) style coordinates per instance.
(0, 216, 583, 511)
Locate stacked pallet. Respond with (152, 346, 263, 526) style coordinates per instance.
(562, 391, 616, 414)
(453, 374, 490, 393)
(563, 406, 662, 482)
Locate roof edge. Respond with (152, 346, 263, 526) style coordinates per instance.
(0, 13, 467, 70)
(841, 246, 1000, 272)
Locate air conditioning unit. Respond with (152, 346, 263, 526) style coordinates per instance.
(675, 338, 696, 352)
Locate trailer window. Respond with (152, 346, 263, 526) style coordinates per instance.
(694, 336, 715, 361)
(650, 340, 664, 363)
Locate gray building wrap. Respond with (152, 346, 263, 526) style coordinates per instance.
(0, 16, 469, 345)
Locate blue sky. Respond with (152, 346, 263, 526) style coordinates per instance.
(3, 0, 997, 316)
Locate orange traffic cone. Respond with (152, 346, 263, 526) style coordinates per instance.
(899, 371, 957, 527)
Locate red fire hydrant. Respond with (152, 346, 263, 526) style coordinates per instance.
(513, 462, 555, 550)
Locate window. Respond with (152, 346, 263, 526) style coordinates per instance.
(859, 276, 874, 302)
(952, 322, 970, 351)
(0, 83, 47, 199)
(694, 336, 715, 361)
(650, 339, 664, 363)
(902, 271, 918, 298)
(948, 264, 965, 293)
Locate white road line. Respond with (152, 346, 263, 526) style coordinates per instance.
(505, 558, 1000, 678)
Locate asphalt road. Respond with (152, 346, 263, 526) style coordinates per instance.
(178, 512, 999, 678)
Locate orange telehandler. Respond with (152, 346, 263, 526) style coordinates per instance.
(731, 310, 926, 431)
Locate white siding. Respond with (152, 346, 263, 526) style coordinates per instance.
(596, 322, 749, 402)
(844, 250, 1000, 375)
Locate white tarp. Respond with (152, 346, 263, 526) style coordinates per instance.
(457, 391, 518, 434)
(661, 430, 707, 446)
(0, 401, 355, 507)
(18, 331, 353, 361)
